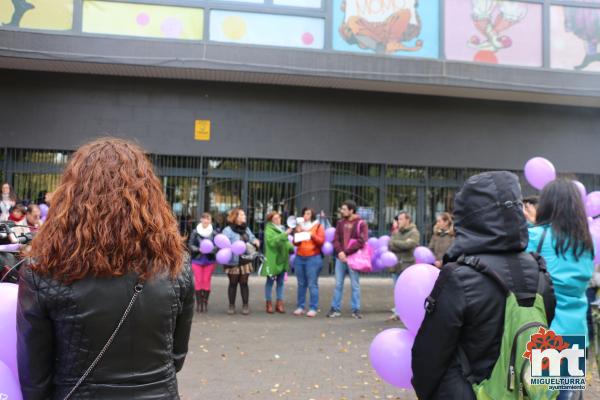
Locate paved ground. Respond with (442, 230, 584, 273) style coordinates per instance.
(178, 275, 600, 400)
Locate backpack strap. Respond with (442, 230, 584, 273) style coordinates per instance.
(424, 263, 461, 315)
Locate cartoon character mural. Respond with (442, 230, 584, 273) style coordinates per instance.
(338, 0, 423, 54)
(563, 5, 600, 70)
(0, 0, 73, 30)
(4, 0, 34, 26)
(468, 0, 527, 62)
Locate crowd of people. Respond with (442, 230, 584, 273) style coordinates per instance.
(0, 182, 48, 239)
(5, 137, 597, 400)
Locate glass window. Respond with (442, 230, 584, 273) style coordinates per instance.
(82, 1, 204, 40)
(247, 181, 297, 240)
(332, 0, 440, 58)
(0, 0, 73, 31)
(12, 173, 62, 204)
(210, 10, 325, 49)
(384, 185, 417, 234)
(160, 176, 199, 235)
(445, 0, 542, 67)
(273, 0, 322, 8)
(551, 5, 600, 72)
(205, 178, 242, 230)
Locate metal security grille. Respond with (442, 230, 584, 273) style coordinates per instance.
(3, 147, 600, 269)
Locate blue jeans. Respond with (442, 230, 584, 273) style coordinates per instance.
(331, 259, 361, 312)
(265, 272, 285, 301)
(295, 255, 322, 311)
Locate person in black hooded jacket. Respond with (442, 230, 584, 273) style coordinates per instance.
(412, 171, 556, 400)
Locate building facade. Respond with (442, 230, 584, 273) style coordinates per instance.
(1, 0, 599, 242)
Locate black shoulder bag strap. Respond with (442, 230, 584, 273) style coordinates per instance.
(63, 280, 144, 400)
(536, 226, 548, 255)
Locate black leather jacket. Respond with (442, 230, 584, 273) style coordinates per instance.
(17, 259, 194, 400)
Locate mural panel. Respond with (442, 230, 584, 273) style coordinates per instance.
(445, 0, 542, 67)
(332, 0, 440, 58)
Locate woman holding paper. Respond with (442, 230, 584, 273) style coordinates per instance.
(293, 208, 325, 317)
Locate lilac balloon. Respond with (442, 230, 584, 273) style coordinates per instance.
(199, 239, 214, 254)
(39, 203, 49, 218)
(289, 254, 296, 265)
(325, 227, 336, 243)
(0, 283, 18, 381)
(322, 241, 334, 256)
(288, 235, 294, 244)
(0, 244, 20, 252)
(395, 264, 441, 335)
(380, 251, 398, 268)
(231, 240, 247, 256)
(216, 248, 233, 265)
(524, 157, 556, 190)
(367, 237, 379, 250)
(413, 246, 436, 265)
(214, 234, 231, 249)
(0, 360, 22, 400)
(590, 223, 600, 264)
(369, 328, 414, 389)
(573, 181, 587, 203)
(372, 257, 386, 272)
(586, 191, 600, 218)
(378, 235, 391, 248)
(376, 246, 389, 257)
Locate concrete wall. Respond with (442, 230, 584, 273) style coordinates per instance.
(1, 70, 599, 174)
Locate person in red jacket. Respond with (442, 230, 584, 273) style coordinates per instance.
(327, 199, 368, 319)
(292, 207, 325, 317)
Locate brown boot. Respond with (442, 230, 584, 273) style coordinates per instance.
(195, 291, 201, 313)
(199, 290, 206, 313)
(275, 300, 285, 314)
(203, 290, 210, 312)
(266, 300, 274, 314)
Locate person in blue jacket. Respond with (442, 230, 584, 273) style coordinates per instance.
(525, 179, 594, 400)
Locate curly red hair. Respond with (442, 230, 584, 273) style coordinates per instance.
(28, 138, 185, 284)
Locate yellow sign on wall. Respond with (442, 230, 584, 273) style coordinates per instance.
(194, 120, 211, 141)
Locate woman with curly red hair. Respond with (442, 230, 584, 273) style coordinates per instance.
(17, 138, 193, 400)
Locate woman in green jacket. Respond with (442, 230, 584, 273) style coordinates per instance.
(262, 211, 294, 313)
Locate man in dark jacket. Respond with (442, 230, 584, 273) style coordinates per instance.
(412, 171, 556, 400)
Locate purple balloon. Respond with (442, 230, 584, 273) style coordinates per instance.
(395, 264, 440, 335)
(376, 246, 388, 257)
(369, 328, 414, 389)
(325, 227, 336, 243)
(524, 157, 556, 190)
(378, 235, 391, 248)
(231, 240, 247, 256)
(372, 257, 386, 272)
(39, 203, 49, 218)
(573, 181, 587, 203)
(586, 191, 600, 218)
(214, 234, 231, 249)
(0, 360, 22, 400)
(367, 237, 379, 250)
(380, 251, 398, 268)
(288, 235, 294, 244)
(199, 239, 214, 254)
(0, 283, 18, 381)
(289, 254, 296, 265)
(216, 248, 233, 265)
(322, 241, 334, 256)
(414, 246, 436, 265)
(0, 244, 20, 252)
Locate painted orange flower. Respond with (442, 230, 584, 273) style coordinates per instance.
(522, 327, 570, 370)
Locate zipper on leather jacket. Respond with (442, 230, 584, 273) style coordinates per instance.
(507, 322, 547, 391)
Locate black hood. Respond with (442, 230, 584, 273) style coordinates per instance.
(446, 171, 528, 260)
